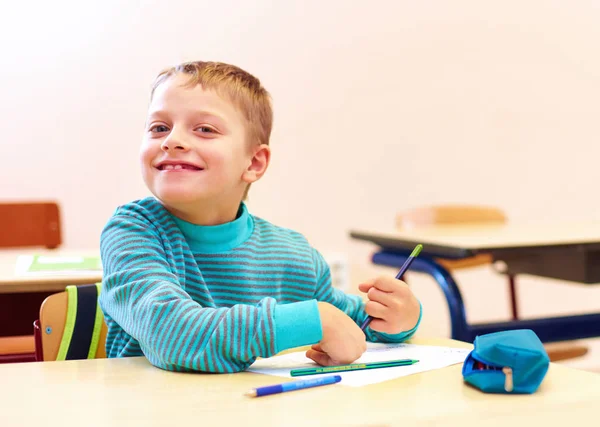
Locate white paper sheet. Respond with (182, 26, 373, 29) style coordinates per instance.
(14, 255, 102, 276)
(248, 343, 470, 387)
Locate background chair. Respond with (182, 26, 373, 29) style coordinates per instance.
(396, 204, 588, 362)
(0, 201, 62, 249)
(396, 205, 517, 315)
(0, 201, 62, 363)
(34, 283, 106, 361)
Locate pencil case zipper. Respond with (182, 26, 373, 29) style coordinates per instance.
(463, 351, 514, 392)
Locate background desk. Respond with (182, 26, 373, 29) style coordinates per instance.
(351, 221, 600, 343)
(1, 337, 599, 427)
(0, 250, 102, 294)
(0, 250, 101, 337)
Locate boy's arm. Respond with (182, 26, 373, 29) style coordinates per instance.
(100, 213, 322, 373)
(311, 249, 422, 343)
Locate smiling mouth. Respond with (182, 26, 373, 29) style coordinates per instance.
(157, 164, 203, 171)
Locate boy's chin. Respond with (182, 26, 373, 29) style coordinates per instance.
(154, 190, 214, 206)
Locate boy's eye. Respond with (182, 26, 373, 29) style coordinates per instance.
(149, 125, 170, 133)
(196, 126, 216, 134)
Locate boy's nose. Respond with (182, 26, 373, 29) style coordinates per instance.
(161, 133, 190, 152)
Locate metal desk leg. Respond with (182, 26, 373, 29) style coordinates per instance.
(372, 251, 470, 341)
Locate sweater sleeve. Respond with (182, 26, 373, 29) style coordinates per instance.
(311, 248, 422, 343)
(99, 212, 322, 373)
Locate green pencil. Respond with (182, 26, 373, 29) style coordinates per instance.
(290, 359, 419, 377)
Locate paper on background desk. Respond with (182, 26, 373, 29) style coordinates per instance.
(248, 343, 470, 387)
(14, 255, 102, 276)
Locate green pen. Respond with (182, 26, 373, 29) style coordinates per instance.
(290, 359, 419, 377)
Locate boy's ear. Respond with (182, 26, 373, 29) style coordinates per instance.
(242, 144, 271, 184)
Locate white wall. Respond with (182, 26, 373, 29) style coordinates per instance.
(2, 0, 600, 366)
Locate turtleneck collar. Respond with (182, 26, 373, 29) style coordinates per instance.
(170, 203, 254, 253)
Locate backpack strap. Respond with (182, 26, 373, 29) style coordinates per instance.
(56, 283, 103, 360)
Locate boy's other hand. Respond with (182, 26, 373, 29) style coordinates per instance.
(307, 302, 366, 366)
(358, 276, 420, 335)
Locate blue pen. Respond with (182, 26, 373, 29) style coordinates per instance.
(245, 375, 342, 397)
(360, 244, 423, 331)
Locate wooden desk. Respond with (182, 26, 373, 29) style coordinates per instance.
(0, 250, 101, 339)
(351, 221, 600, 283)
(0, 250, 102, 294)
(0, 338, 598, 426)
(350, 222, 600, 343)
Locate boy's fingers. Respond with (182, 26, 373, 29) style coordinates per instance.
(367, 287, 396, 307)
(358, 282, 374, 293)
(372, 276, 404, 292)
(365, 300, 388, 319)
(306, 349, 333, 366)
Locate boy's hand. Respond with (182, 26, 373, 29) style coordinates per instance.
(306, 302, 366, 366)
(358, 276, 420, 335)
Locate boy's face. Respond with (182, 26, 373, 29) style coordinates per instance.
(140, 74, 259, 212)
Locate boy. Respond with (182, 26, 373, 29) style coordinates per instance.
(99, 61, 422, 373)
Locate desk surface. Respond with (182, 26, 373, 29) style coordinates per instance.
(0, 250, 102, 294)
(1, 337, 599, 426)
(351, 221, 600, 258)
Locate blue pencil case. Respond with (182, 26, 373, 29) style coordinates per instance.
(462, 329, 550, 394)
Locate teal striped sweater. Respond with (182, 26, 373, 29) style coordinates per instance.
(99, 197, 421, 373)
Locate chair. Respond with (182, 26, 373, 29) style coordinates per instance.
(0, 201, 62, 363)
(0, 335, 37, 363)
(396, 204, 588, 362)
(0, 201, 62, 249)
(34, 283, 106, 361)
(396, 205, 517, 313)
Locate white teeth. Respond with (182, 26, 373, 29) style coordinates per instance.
(164, 164, 174, 170)
(173, 164, 183, 170)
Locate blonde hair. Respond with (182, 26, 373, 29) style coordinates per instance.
(151, 61, 273, 147)
(151, 61, 273, 199)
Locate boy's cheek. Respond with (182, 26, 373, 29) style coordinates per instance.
(139, 147, 155, 167)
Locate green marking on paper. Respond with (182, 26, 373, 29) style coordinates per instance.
(27, 255, 102, 272)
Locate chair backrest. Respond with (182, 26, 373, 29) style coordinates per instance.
(396, 205, 507, 230)
(0, 202, 62, 249)
(37, 284, 107, 361)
